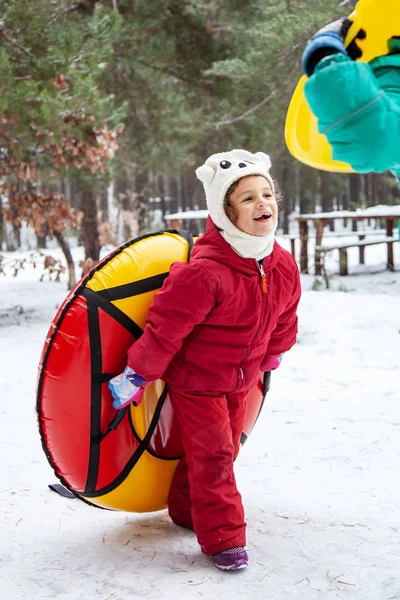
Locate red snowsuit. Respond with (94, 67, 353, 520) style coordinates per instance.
(127, 218, 301, 554)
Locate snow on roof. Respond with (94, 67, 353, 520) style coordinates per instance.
(362, 204, 400, 216)
(299, 205, 400, 219)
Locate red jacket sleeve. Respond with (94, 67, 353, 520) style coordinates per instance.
(264, 267, 301, 359)
(127, 261, 216, 381)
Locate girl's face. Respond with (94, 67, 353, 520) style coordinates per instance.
(227, 175, 278, 236)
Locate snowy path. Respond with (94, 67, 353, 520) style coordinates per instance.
(1, 263, 400, 599)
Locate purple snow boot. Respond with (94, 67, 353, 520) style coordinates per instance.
(213, 547, 248, 571)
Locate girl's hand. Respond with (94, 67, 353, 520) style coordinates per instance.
(261, 354, 283, 372)
(108, 367, 150, 410)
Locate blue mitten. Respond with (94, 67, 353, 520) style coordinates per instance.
(108, 366, 150, 410)
(302, 18, 352, 77)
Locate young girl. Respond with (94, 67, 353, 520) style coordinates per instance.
(302, 18, 400, 182)
(109, 149, 301, 571)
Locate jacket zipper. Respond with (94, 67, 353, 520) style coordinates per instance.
(258, 261, 268, 293)
(236, 262, 269, 384)
(253, 261, 269, 351)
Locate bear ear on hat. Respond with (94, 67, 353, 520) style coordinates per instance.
(195, 164, 216, 185)
(255, 152, 272, 171)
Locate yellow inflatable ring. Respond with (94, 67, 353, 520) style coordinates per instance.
(36, 230, 267, 512)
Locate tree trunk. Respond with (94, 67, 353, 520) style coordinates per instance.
(36, 234, 47, 249)
(364, 174, 372, 207)
(160, 196, 167, 223)
(280, 163, 290, 234)
(341, 190, 348, 211)
(320, 172, 332, 213)
(187, 169, 198, 210)
(54, 229, 76, 290)
(179, 174, 186, 211)
(169, 177, 179, 214)
(310, 171, 318, 213)
(79, 189, 100, 261)
(299, 193, 311, 215)
(4, 219, 19, 251)
(371, 173, 380, 206)
(61, 177, 73, 208)
(36, 221, 49, 249)
(107, 180, 119, 234)
(8, 204, 21, 250)
(348, 173, 362, 209)
(0, 195, 3, 250)
(162, 174, 175, 214)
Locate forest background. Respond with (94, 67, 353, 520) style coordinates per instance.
(1, 0, 399, 288)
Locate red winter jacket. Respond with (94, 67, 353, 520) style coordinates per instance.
(127, 218, 301, 394)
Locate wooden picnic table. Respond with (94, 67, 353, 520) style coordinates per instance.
(296, 209, 400, 274)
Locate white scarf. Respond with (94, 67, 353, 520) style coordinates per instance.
(220, 219, 275, 261)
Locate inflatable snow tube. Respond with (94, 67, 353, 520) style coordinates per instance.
(36, 230, 267, 513)
(285, 0, 400, 172)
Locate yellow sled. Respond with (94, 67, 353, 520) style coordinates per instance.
(285, 0, 400, 173)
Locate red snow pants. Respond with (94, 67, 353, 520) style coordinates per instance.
(167, 387, 248, 555)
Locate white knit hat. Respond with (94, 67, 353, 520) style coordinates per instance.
(196, 149, 276, 260)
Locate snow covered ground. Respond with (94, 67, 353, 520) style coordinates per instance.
(1, 237, 400, 600)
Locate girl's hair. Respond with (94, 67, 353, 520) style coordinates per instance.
(223, 175, 282, 224)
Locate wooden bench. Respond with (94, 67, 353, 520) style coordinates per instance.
(315, 236, 398, 275)
(289, 230, 391, 261)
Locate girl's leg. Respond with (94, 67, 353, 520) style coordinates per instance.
(168, 454, 194, 530)
(168, 387, 247, 555)
(227, 391, 248, 460)
(168, 391, 246, 531)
